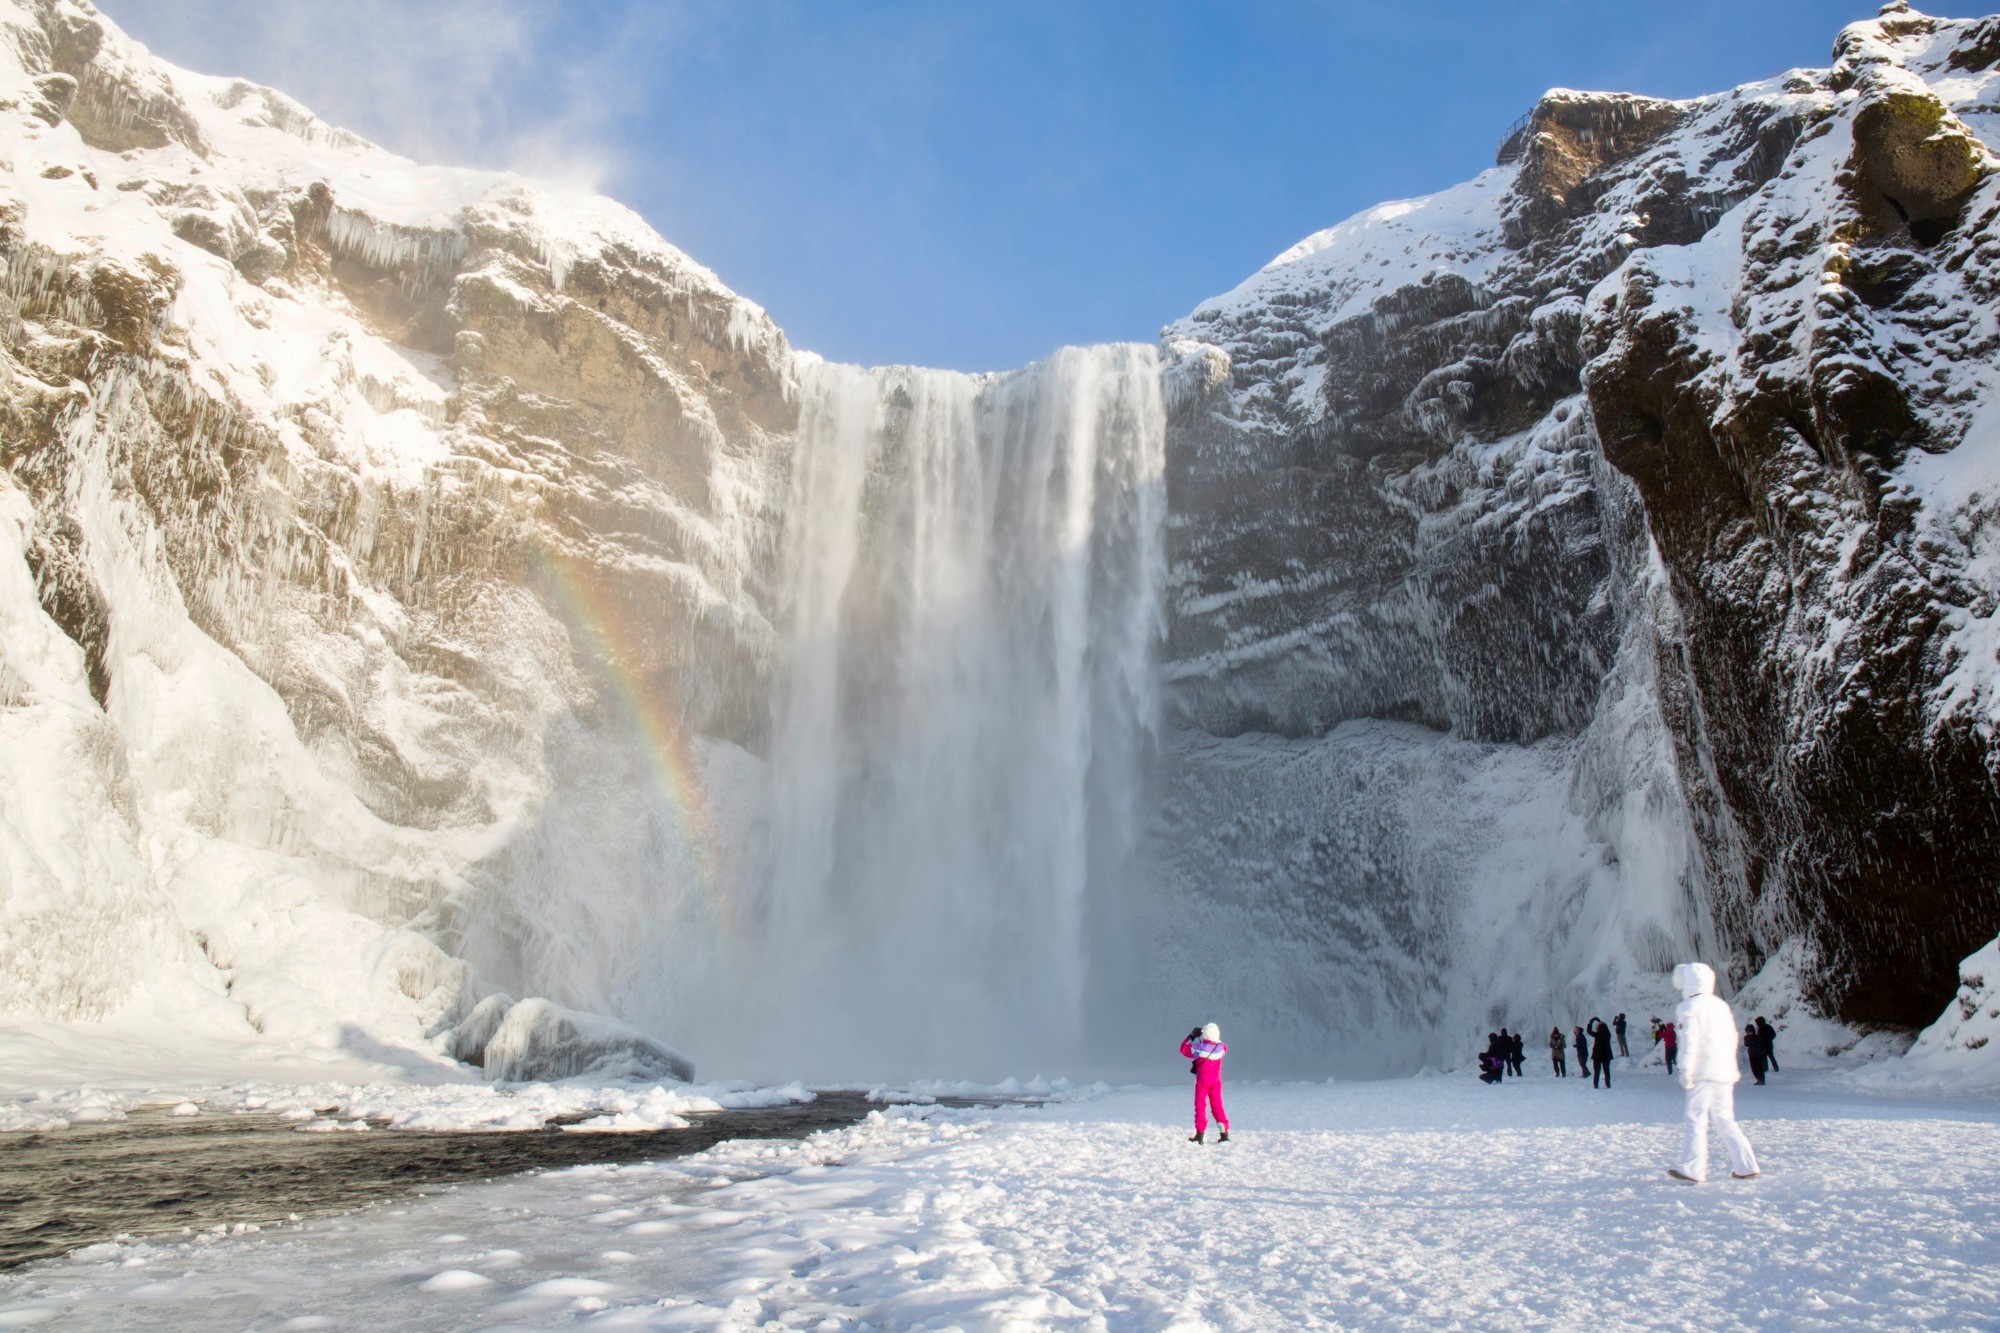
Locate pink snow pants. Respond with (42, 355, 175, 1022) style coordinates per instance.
(1194, 1068, 1228, 1133)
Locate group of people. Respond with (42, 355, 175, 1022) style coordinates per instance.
(1483, 1015, 1626, 1086)
(1474, 1009, 1780, 1091)
(1178, 960, 1772, 1183)
(1744, 1016, 1780, 1084)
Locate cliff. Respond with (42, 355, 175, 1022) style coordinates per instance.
(1157, 1, 2000, 1049)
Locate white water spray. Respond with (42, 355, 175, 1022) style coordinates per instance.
(729, 345, 1166, 1077)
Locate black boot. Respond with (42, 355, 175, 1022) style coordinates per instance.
(1189, 1130, 1204, 1143)
(1217, 1131, 1230, 1143)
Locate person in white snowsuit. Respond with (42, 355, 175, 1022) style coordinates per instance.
(1666, 961, 1761, 1183)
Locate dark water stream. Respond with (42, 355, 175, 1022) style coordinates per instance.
(0, 1093, 906, 1270)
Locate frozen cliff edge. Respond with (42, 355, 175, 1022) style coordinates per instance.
(0, 0, 786, 1079)
(1151, 1, 2000, 1068)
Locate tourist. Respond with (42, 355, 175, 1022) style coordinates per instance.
(1614, 1012, 1629, 1058)
(1573, 1024, 1589, 1078)
(1756, 1016, 1780, 1073)
(1666, 962, 1761, 1183)
(1589, 1018, 1614, 1088)
(1181, 1023, 1230, 1143)
(1661, 1016, 1678, 1077)
(1745, 1023, 1768, 1085)
(1548, 1026, 1567, 1077)
(1479, 1035, 1506, 1084)
(1510, 1029, 1526, 1076)
(1498, 1028, 1514, 1077)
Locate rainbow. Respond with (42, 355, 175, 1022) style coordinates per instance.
(530, 546, 734, 933)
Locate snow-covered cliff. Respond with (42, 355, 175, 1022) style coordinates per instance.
(0, 0, 793, 1073)
(1153, 1, 2000, 1065)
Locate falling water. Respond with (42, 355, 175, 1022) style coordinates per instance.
(738, 345, 1166, 1077)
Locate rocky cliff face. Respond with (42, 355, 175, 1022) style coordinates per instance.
(1158, 2, 2000, 1046)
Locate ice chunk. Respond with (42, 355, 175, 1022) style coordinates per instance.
(446, 993, 515, 1067)
(480, 998, 694, 1084)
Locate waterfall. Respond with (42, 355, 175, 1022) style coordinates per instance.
(734, 345, 1166, 1078)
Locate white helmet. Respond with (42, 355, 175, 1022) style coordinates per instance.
(1202, 1023, 1221, 1042)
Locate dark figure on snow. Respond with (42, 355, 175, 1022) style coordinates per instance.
(1510, 1029, 1526, 1076)
(1589, 1018, 1615, 1088)
(1479, 1033, 1506, 1084)
(1549, 1026, 1567, 1077)
(1745, 1024, 1768, 1084)
(1497, 1028, 1514, 1077)
(1661, 1017, 1678, 1077)
(1756, 1017, 1779, 1073)
(1614, 1012, 1629, 1058)
(1573, 1024, 1589, 1078)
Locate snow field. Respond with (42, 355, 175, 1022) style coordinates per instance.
(2, 1075, 1995, 1330)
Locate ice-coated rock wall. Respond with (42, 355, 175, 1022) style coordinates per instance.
(0, 0, 796, 1069)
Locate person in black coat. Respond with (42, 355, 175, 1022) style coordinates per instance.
(1756, 1016, 1779, 1074)
(1613, 1012, 1629, 1058)
(1589, 1017, 1615, 1088)
(1497, 1028, 1514, 1077)
(1572, 1024, 1589, 1079)
(1745, 1023, 1769, 1084)
(1479, 1032, 1506, 1084)
(1509, 1029, 1526, 1076)
(1548, 1025, 1567, 1077)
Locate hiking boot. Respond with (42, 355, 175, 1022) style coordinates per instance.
(1666, 1169, 1699, 1184)
(1217, 1131, 1230, 1143)
(1731, 1171, 1761, 1180)
(1188, 1131, 1204, 1143)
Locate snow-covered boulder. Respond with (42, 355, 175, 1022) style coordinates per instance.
(480, 997, 694, 1084)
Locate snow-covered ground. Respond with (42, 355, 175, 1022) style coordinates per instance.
(0, 1017, 815, 1134)
(4, 1068, 1995, 1331)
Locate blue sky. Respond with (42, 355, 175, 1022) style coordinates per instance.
(114, 1, 1890, 371)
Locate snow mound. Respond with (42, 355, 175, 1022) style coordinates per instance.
(479, 998, 694, 1085)
(1901, 935, 2000, 1087)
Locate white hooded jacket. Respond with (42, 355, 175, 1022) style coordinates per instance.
(1673, 962, 1741, 1088)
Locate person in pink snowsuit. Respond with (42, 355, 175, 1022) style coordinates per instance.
(1181, 1022, 1229, 1143)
